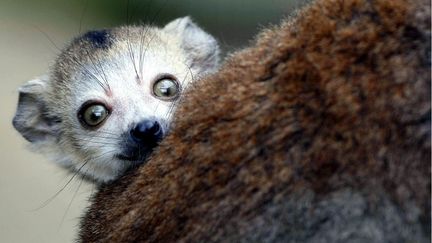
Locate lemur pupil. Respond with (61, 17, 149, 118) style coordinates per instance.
(161, 87, 169, 95)
(91, 106, 105, 121)
(155, 79, 177, 98)
(91, 112, 101, 121)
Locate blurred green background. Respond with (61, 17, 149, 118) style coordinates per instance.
(0, 0, 302, 242)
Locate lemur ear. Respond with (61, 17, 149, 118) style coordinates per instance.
(12, 76, 60, 143)
(163, 16, 220, 74)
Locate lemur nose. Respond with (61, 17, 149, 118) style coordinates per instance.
(130, 120, 163, 144)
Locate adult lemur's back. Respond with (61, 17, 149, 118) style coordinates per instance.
(80, 0, 431, 242)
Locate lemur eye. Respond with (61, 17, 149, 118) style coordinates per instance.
(152, 77, 180, 100)
(78, 102, 109, 128)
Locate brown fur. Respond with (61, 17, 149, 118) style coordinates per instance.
(80, 0, 431, 242)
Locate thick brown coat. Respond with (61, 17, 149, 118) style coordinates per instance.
(80, 0, 431, 242)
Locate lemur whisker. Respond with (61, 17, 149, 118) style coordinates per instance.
(68, 54, 109, 93)
(29, 160, 90, 212)
(138, 26, 145, 77)
(82, 139, 124, 146)
(139, 0, 168, 78)
(69, 128, 125, 141)
(126, 24, 140, 80)
(79, 135, 123, 141)
(93, 55, 112, 92)
(126, 0, 130, 25)
(84, 49, 112, 92)
(70, 131, 122, 139)
(79, 141, 121, 146)
(78, 0, 90, 35)
(165, 84, 186, 122)
(165, 62, 194, 122)
(71, 131, 123, 139)
(125, 0, 141, 80)
(78, 139, 120, 145)
(80, 149, 120, 180)
(94, 133, 124, 138)
(154, 66, 189, 120)
(140, 30, 158, 79)
(83, 149, 120, 162)
(138, 0, 156, 72)
(31, 25, 62, 53)
(74, 137, 124, 144)
(128, 0, 151, 24)
(58, 172, 86, 231)
(138, 26, 151, 78)
(95, 130, 122, 136)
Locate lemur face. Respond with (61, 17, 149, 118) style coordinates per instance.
(12, 17, 219, 183)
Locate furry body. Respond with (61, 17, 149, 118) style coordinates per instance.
(80, 0, 431, 241)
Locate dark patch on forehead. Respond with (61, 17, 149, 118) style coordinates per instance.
(78, 30, 113, 49)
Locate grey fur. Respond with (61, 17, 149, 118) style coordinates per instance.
(210, 188, 427, 243)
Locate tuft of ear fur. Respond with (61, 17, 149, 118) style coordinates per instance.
(12, 76, 60, 143)
(163, 16, 220, 75)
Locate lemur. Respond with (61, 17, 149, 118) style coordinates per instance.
(12, 17, 220, 183)
(80, 0, 431, 242)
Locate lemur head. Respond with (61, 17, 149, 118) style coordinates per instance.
(12, 17, 219, 183)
